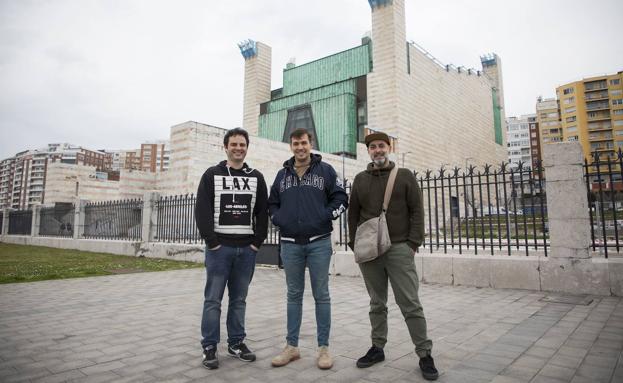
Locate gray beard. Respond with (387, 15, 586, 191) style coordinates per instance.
(373, 157, 387, 167)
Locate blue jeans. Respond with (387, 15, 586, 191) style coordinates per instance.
(280, 237, 332, 347)
(200, 245, 256, 348)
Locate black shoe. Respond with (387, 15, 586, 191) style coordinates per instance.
(202, 345, 218, 369)
(419, 355, 439, 381)
(228, 342, 256, 362)
(356, 346, 385, 368)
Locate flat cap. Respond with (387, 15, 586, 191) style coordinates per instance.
(365, 132, 391, 147)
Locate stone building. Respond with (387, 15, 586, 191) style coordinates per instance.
(240, 0, 507, 174)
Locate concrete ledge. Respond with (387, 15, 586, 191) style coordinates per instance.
(0, 235, 204, 263)
(540, 257, 611, 296)
(3, 235, 622, 296)
(421, 254, 453, 285)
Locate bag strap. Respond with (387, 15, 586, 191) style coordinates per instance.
(382, 166, 398, 212)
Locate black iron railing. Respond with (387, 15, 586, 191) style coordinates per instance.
(584, 150, 623, 258)
(337, 162, 549, 256)
(155, 193, 280, 245)
(8, 210, 32, 235)
(155, 194, 201, 243)
(39, 203, 74, 237)
(417, 162, 548, 256)
(83, 199, 142, 240)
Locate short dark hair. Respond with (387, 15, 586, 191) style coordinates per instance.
(224, 128, 249, 147)
(289, 128, 313, 142)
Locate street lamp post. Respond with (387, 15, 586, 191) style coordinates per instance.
(401, 151, 413, 168)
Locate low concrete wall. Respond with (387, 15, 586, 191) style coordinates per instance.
(0, 235, 205, 263)
(3, 235, 622, 296)
(333, 248, 623, 297)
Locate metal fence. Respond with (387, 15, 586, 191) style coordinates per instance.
(417, 162, 548, 256)
(39, 203, 75, 237)
(584, 151, 623, 258)
(155, 193, 281, 245)
(8, 209, 32, 235)
(83, 199, 142, 240)
(337, 162, 549, 256)
(155, 194, 201, 243)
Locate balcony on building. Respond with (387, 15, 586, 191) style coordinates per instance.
(588, 121, 612, 131)
(589, 132, 613, 141)
(585, 91, 609, 101)
(587, 112, 612, 122)
(586, 100, 611, 112)
(585, 80, 608, 92)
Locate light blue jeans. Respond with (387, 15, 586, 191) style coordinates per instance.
(280, 237, 332, 347)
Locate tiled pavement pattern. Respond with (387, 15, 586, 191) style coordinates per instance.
(0, 267, 622, 383)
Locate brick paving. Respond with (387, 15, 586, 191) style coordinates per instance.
(0, 267, 621, 382)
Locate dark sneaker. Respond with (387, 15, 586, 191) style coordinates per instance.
(419, 355, 439, 381)
(356, 346, 385, 368)
(228, 342, 256, 362)
(202, 345, 218, 369)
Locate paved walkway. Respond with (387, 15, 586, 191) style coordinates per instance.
(0, 267, 622, 383)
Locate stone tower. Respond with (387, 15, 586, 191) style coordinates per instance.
(239, 40, 271, 136)
(366, 0, 408, 140)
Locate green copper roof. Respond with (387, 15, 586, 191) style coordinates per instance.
(281, 43, 371, 97)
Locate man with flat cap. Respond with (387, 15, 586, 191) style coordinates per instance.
(348, 131, 439, 381)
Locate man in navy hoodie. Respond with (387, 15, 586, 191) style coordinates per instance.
(195, 128, 268, 369)
(268, 128, 348, 370)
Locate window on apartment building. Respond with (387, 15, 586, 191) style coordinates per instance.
(563, 87, 574, 95)
(615, 120, 623, 127)
(543, 137, 551, 143)
(614, 110, 623, 115)
(611, 79, 621, 85)
(567, 126, 578, 132)
(612, 90, 623, 96)
(566, 116, 576, 123)
(613, 99, 623, 105)
(550, 129, 560, 134)
(564, 107, 576, 114)
(563, 97, 575, 104)
(531, 139, 537, 146)
(531, 132, 537, 138)
(547, 112, 559, 118)
(568, 136, 578, 141)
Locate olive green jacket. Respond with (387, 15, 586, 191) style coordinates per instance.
(347, 161, 424, 251)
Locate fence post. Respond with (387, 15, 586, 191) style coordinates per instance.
(73, 198, 88, 239)
(543, 142, 590, 258)
(1, 208, 9, 236)
(541, 143, 609, 294)
(142, 192, 160, 243)
(31, 205, 41, 237)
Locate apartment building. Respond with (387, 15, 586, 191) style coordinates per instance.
(117, 141, 170, 173)
(536, 97, 563, 153)
(556, 72, 623, 162)
(528, 114, 542, 172)
(507, 115, 534, 170)
(0, 143, 113, 209)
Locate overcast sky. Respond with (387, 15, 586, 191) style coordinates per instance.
(1, 0, 621, 159)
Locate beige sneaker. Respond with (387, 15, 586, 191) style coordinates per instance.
(317, 346, 333, 369)
(271, 345, 301, 367)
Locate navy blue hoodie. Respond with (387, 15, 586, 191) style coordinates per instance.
(268, 154, 348, 243)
